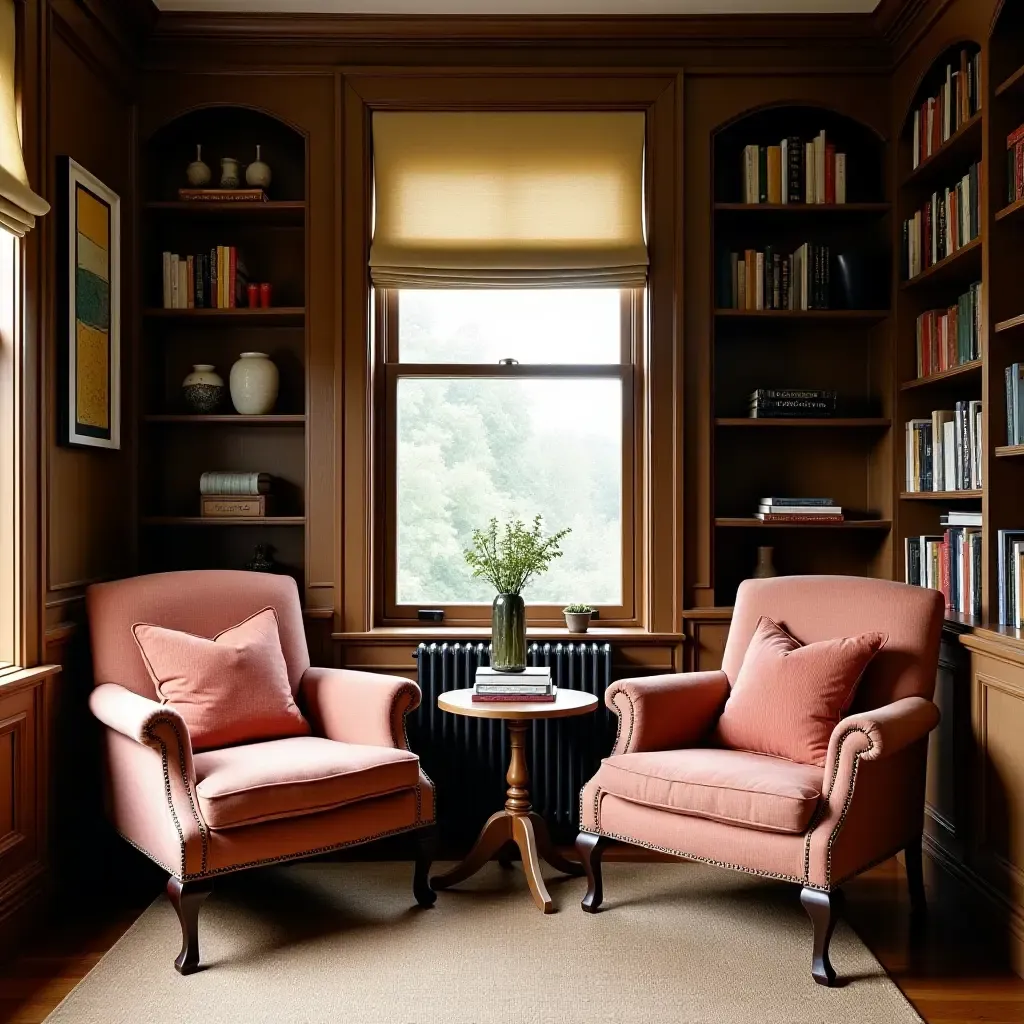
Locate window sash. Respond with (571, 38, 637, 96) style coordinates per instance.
(0, 227, 20, 666)
(375, 289, 642, 626)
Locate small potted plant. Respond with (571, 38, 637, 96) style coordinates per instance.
(464, 515, 570, 672)
(563, 604, 594, 633)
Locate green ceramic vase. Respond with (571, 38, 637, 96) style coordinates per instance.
(491, 593, 526, 672)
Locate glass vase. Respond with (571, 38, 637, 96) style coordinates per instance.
(491, 593, 527, 672)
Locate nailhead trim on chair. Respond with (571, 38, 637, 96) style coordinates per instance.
(144, 715, 209, 877)
(608, 688, 635, 755)
(395, 684, 435, 826)
(585, 707, 883, 894)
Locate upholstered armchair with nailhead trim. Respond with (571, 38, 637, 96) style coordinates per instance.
(575, 575, 944, 987)
(86, 570, 436, 975)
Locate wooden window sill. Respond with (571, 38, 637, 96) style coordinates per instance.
(332, 626, 684, 643)
(0, 664, 61, 691)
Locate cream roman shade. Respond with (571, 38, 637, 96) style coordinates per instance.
(370, 111, 647, 288)
(0, 0, 48, 237)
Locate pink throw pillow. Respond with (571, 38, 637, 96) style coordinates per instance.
(132, 607, 309, 751)
(715, 616, 886, 767)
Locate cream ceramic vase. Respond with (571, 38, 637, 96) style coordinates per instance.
(220, 157, 241, 189)
(246, 145, 272, 189)
(229, 352, 278, 415)
(186, 144, 211, 187)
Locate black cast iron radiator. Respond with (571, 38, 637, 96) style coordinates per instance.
(410, 641, 617, 843)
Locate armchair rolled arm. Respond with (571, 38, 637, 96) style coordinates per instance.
(300, 667, 421, 750)
(821, 695, 940, 800)
(606, 671, 730, 755)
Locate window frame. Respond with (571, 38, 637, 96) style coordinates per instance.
(0, 227, 20, 671)
(374, 287, 644, 627)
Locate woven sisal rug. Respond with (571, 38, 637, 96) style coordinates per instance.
(45, 860, 922, 1024)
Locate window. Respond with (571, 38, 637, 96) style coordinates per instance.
(0, 227, 18, 668)
(379, 287, 640, 624)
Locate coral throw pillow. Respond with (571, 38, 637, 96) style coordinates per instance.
(715, 616, 886, 767)
(132, 607, 309, 751)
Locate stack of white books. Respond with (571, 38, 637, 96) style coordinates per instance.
(473, 666, 555, 703)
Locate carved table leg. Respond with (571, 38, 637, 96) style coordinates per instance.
(800, 887, 844, 987)
(512, 814, 554, 913)
(167, 876, 214, 975)
(528, 811, 584, 876)
(430, 811, 512, 889)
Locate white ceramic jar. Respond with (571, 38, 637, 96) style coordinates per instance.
(181, 364, 224, 413)
(220, 157, 241, 189)
(229, 352, 279, 415)
(246, 145, 272, 189)
(186, 144, 211, 187)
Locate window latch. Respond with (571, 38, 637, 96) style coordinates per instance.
(417, 609, 445, 623)
(498, 358, 519, 366)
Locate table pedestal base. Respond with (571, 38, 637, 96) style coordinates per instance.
(429, 720, 583, 913)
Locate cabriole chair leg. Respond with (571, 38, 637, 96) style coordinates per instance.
(800, 886, 844, 987)
(413, 826, 438, 908)
(166, 876, 214, 975)
(576, 832, 614, 913)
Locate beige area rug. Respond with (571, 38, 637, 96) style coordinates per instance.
(45, 861, 922, 1024)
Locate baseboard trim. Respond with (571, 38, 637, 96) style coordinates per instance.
(0, 860, 51, 962)
(923, 834, 1024, 979)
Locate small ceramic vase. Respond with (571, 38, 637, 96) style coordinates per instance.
(186, 145, 211, 187)
(564, 611, 592, 633)
(753, 546, 778, 579)
(229, 352, 279, 415)
(220, 157, 241, 189)
(181, 364, 224, 413)
(246, 544, 276, 573)
(246, 145, 272, 189)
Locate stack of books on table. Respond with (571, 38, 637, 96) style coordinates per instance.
(748, 389, 837, 418)
(754, 497, 843, 523)
(473, 666, 555, 703)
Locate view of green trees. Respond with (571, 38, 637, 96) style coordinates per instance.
(395, 291, 623, 606)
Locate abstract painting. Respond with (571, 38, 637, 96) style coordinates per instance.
(59, 158, 120, 449)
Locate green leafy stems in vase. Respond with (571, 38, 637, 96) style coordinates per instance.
(463, 515, 571, 672)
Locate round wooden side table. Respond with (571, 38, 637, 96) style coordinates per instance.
(430, 687, 599, 914)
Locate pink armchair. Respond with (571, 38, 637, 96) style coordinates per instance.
(86, 570, 436, 974)
(576, 575, 944, 986)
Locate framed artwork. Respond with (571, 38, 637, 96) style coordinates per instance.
(58, 158, 120, 449)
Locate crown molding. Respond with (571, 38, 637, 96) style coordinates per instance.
(147, 10, 885, 48)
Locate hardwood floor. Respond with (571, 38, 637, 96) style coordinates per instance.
(0, 854, 1020, 1023)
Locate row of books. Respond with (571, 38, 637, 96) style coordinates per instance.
(911, 48, 982, 170)
(905, 402, 982, 493)
(998, 529, 1024, 627)
(905, 515, 982, 618)
(1005, 363, 1024, 447)
(472, 667, 554, 703)
(901, 162, 981, 281)
(914, 282, 982, 378)
(753, 497, 842, 523)
(748, 389, 836, 419)
(160, 248, 248, 309)
(720, 243, 830, 310)
(1008, 123, 1024, 205)
(741, 133, 847, 205)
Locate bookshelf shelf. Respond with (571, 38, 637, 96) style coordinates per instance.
(900, 235, 982, 292)
(994, 313, 1024, 334)
(714, 309, 889, 322)
(143, 307, 305, 323)
(903, 111, 982, 190)
(995, 62, 1024, 99)
(713, 202, 890, 214)
(144, 200, 306, 225)
(715, 417, 890, 428)
(900, 490, 983, 501)
(899, 360, 982, 390)
(995, 445, 1024, 458)
(715, 518, 892, 530)
(143, 414, 306, 426)
(141, 517, 306, 527)
(995, 196, 1024, 223)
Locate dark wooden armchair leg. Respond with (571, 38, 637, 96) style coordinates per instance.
(800, 887, 844, 987)
(166, 876, 213, 975)
(904, 834, 927, 917)
(413, 826, 438, 908)
(576, 832, 614, 914)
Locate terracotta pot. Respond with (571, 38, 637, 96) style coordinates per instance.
(564, 611, 592, 633)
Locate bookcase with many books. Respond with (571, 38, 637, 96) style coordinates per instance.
(711, 106, 892, 605)
(139, 107, 308, 586)
(897, 42, 986, 626)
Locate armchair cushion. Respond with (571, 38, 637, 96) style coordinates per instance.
(715, 616, 886, 767)
(595, 748, 822, 834)
(133, 606, 309, 752)
(193, 736, 420, 830)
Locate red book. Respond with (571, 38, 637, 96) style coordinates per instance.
(1007, 124, 1024, 149)
(471, 693, 556, 703)
(825, 143, 836, 204)
(229, 246, 237, 309)
(931, 97, 941, 155)
(1017, 141, 1024, 202)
